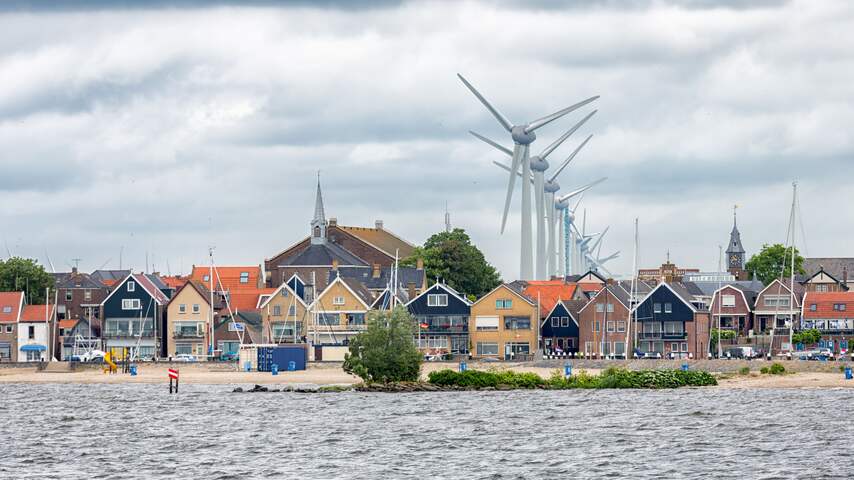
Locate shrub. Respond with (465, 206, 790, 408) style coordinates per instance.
(739, 367, 750, 375)
(768, 363, 786, 375)
(343, 307, 423, 383)
(792, 329, 821, 346)
(760, 367, 770, 374)
(430, 367, 717, 389)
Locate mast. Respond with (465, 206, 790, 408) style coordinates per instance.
(789, 182, 797, 352)
(716, 245, 723, 359)
(625, 218, 637, 360)
(209, 247, 215, 359)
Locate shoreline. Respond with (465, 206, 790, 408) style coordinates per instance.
(1, 361, 853, 389)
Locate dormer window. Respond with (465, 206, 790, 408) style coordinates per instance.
(240, 272, 249, 284)
(2, 306, 11, 314)
(203, 275, 210, 282)
(127, 281, 135, 292)
(427, 294, 448, 307)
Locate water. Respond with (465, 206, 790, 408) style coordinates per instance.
(1, 384, 852, 479)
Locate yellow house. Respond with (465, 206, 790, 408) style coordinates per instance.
(309, 275, 373, 345)
(259, 281, 309, 344)
(469, 283, 539, 360)
(166, 280, 213, 359)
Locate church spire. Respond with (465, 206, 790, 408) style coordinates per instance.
(311, 172, 327, 245)
(726, 204, 745, 273)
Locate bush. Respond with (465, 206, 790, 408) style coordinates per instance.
(428, 367, 717, 389)
(768, 363, 786, 375)
(739, 367, 750, 375)
(792, 329, 821, 346)
(343, 307, 423, 383)
(760, 367, 769, 374)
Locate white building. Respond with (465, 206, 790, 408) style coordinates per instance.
(17, 304, 55, 362)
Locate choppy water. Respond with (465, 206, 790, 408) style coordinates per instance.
(1, 383, 853, 479)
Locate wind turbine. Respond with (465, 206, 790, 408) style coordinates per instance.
(459, 73, 598, 280)
(554, 178, 606, 276)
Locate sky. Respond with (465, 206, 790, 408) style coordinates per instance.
(0, 0, 852, 280)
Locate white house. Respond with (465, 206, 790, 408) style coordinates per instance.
(17, 304, 54, 362)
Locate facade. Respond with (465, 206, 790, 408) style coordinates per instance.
(801, 291, 854, 351)
(406, 283, 471, 355)
(18, 305, 54, 362)
(166, 280, 214, 359)
(541, 300, 585, 355)
(801, 267, 849, 293)
(708, 284, 754, 335)
(214, 310, 263, 359)
(519, 279, 581, 355)
(53, 268, 109, 323)
(753, 279, 803, 333)
(630, 282, 711, 359)
(100, 273, 169, 359)
(308, 276, 372, 346)
(469, 284, 538, 360)
(259, 282, 309, 344)
(578, 285, 632, 358)
(0, 292, 24, 362)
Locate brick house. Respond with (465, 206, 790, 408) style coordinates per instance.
(53, 268, 109, 323)
(753, 279, 804, 333)
(708, 284, 755, 335)
(800, 266, 849, 293)
(578, 284, 632, 358)
(0, 292, 24, 362)
(801, 291, 854, 353)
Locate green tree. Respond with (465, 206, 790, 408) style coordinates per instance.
(343, 307, 423, 383)
(710, 328, 737, 353)
(792, 328, 821, 346)
(745, 243, 805, 286)
(402, 228, 501, 298)
(0, 257, 55, 304)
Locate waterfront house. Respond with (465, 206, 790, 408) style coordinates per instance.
(802, 258, 854, 289)
(578, 284, 632, 358)
(18, 304, 55, 362)
(406, 282, 471, 355)
(60, 317, 101, 360)
(801, 291, 854, 352)
(308, 275, 372, 346)
(469, 284, 538, 360)
(100, 273, 169, 360)
(629, 282, 711, 359)
(800, 266, 849, 293)
(214, 310, 262, 359)
(520, 280, 580, 355)
(0, 292, 24, 362)
(753, 279, 804, 333)
(259, 282, 309, 344)
(708, 284, 756, 336)
(166, 280, 215, 359)
(53, 267, 109, 323)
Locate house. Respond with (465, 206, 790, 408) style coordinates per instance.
(0, 292, 24, 362)
(60, 317, 101, 360)
(801, 266, 849, 293)
(803, 258, 854, 288)
(214, 310, 262, 359)
(90, 269, 131, 288)
(629, 282, 711, 359)
(801, 291, 854, 351)
(259, 282, 309, 344)
(469, 283, 538, 360)
(308, 275, 373, 346)
(406, 282, 471, 355)
(638, 258, 700, 283)
(52, 267, 109, 322)
(100, 273, 169, 359)
(166, 280, 215, 359)
(578, 285, 632, 358)
(518, 280, 580, 355)
(708, 284, 757, 336)
(753, 279, 804, 333)
(328, 262, 426, 303)
(264, 178, 417, 294)
(566, 270, 608, 300)
(190, 265, 263, 293)
(18, 304, 55, 362)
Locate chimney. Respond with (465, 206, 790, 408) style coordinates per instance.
(72, 266, 78, 274)
(407, 281, 416, 300)
(416, 258, 424, 271)
(375, 219, 384, 230)
(329, 217, 337, 227)
(372, 263, 381, 279)
(332, 259, 339, 271)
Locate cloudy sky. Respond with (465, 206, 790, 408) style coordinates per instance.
(0, 0, 852, 279)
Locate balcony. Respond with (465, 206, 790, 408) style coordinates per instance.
(103, 330, 154, 338)
(173, 330, 205, 339)
(420, 324, 468, 334)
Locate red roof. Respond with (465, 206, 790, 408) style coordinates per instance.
(190, 266, 261, 293)
(161, 275, 189, 290)
(0, 292, 23, 323)
(21, 304, 54, 322)
(803, 291, 854, 319)
(577, 282, 604, 293)
(523, 281, 578, 317)
(59, 319, 78, 331)
(227, 288, 276, 312)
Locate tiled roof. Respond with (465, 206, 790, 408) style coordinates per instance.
(91, 270, 131, 286)
(803, 258, 854, 282)
(131, 273, 170, 304)
(522, 281, 578, 318)
(190, 266, 262, 293)
(59, 319, 78, 331)
(803, 292, 854, 319)
(577, 282, 604, 293)
(20, 305, 54, 322)
(337, 225, 415, 259)
(227, 288, 276, 312)
(0, 292, 23, 323)
(160, 275, 189, 290)
(53, 271, 105, 289)
(329, 266, 424, 291)
(279, 243, 368, 268)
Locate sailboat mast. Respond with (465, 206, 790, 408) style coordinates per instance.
(789, 182, 797, 352)
(625, 218, 637, 360)
(717, 245, 723, 358)
(209, 247, 215, 360)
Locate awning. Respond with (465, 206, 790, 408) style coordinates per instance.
(20, 344, 46, 352)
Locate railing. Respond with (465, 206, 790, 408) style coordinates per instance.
(103, 330, 154, 338)
(640, 332, 662, 339)
(420, 325, 468, 334)
(173, 331, 204, 338)
(662, 332, 687, 339)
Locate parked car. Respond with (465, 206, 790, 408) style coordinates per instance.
(70, 349, 105, 363)
(797, 349, 834, 361)
(724, 346, 758, 359)
(174, 354, 198, 362)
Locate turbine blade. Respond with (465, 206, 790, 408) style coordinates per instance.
(571, 192, 586, 213)
(525, 96, 599, 133)
(493, 161, 535, 185)
(590, 226, 609, 252)
(500, 145, 525, 234)
(539, 110, 597, 160)
(549, 134, 593, 183)
(558, 177, 607, 202)
(457, 74, 512, 132)
(470, 131, 513, 156)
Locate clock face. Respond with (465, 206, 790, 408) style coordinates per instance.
(730, 254, 740, 264)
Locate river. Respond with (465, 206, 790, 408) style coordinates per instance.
(1, 384, 851, 479)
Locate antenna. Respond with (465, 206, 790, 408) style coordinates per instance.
(119, 246, 123, 270)
(71, 258, 82, 270)
(444, 202, 451, 233)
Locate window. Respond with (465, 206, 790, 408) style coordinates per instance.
(240, 272, 250, 284)
(606, 321, 615, 332)
(551, 317, 559, 327)
(288, 305, 296, 316)
(5, 325, 12, 333)
(595, 304, 604, 313)
(476, 342, 499, 356)
(606, 303, 614, 313)
(664, 303, 672, 313)
(816, 284, 828, 292)
(121, 299, 141, 310)
(670, 342, 679, 352)
(427, 294, 448, 307)
(192, 304, 200, 313)
(347, 313, 365, 326)
(318, 313, 339, 325)
(228, 322, 245, 332)
(681, 342, 688, 352)
(504, 316, 530, 330)
(84, 290, 92, 301)
(281, 289, 290, 298)
(617, 321, 626, 333)
(664, 321, 683, 335)
(333, 296, 345, 306)
(722, 295, 736, 307)
(585, 341, 594, 353)
(495, 299, 513, 310)
(272, 305, 282, 316)
(653, 303, 661, 313)
(475, 316, 498, 331)
(764, 296, 790, 307)
(594, 321, 600, 332)
(614, 342, 626, 356)
(65, 291, 73, 301)
(561, 317, 570, 327)
(2, 306, 11, 313)
(272, 322, 303, 340)
(834, 304, 847, 311)
(127, 281, 135, 292)
(176, 344, 193, 355)
(810, 304, 817, 311)
(179, 304, 186, 313)
(203, 275, 210, 282)
(28, 325, 35, 340)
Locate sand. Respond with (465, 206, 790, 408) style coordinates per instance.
(1, 362, 852, 388)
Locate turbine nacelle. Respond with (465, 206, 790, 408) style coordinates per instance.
(530, 155, 549, 172)
(544, 179, 560, 193)
(511, 126, 536, 145)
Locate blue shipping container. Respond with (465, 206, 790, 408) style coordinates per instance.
(257, 345, 308, 372)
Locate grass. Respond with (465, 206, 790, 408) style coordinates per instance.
(427, 367, 717, 390)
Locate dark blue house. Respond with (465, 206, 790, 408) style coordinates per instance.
(100, 273, 169, 360)
(406, 283, 471, 355)
(631, 282, 709, 359)
(541, 300, 585, 355)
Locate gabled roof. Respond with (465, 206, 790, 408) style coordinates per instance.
(630, 282, 698, 314)
(314, 275, 372, 310)
(755, 278, 804, 307)
(228, 288, 276, 313)
(803, 258, 854, 282)
(90, 270, 131, 287)
(579, 284, 631, 313)
(190, 265, 262, 293)
(258, 282, 307, 310)
(160, 275, 189, 290)
(101, 273, 170, 306)
(0, 292, 24, 323)
(709, 284, 754, 312)
(544, 300, 579, 327)
(20, 304, 55, 322)
(53, 271, 105, 289)
(170, 280, 214, 308)
(370, 287, 408, 310)
(472, 283, 537, 308)
(803, 291, 854, 318)
(800, 266, 847, 289)
(405, 282, 472, 308)
(521, 281, 578, 318)
(330, 265, 424, 291)
(279, 242, 368, 268)
(337, 224, 416, 259)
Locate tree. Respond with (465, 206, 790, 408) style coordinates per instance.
(744, 244, 805, 286)
(792, 329, 821, 347)
(343, 307, 423, 383)
(402, 228, 501, 298)
(0, 257, 55, 304)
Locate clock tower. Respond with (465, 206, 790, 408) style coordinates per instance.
(726, 205, 746, 280)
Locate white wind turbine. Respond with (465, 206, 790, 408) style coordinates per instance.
(458, 73, 598, 280)
(554, 179, 607, 276)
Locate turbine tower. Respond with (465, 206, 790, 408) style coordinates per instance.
(458, 73, 598, 280)
(554, 178, 606, 276)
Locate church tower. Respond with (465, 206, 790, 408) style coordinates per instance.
(311, 174, 327, 245)
(726, 205, 746, 280)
